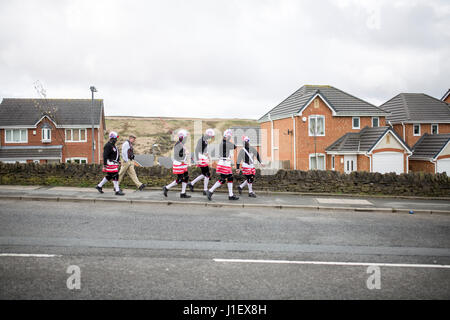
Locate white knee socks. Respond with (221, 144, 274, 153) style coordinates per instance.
(240, 180, 248, 189)
(204, 177, 210, 191)
(248, 183, 253, 193)
(113, 180, 120, 192)
(166, 180, 178, 190)
(98, 177, 108, 188)
(227, 182, 234, 196)
(181, 182, 187, 194)
(209, 181, 222, 193)
(191, 174, 205, 185)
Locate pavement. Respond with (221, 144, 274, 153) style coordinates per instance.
(0, 184, 449, 214)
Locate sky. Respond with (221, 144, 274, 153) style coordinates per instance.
(0, 0, 449, 119)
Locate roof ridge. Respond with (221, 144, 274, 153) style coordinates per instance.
(399, 93, 411, 122)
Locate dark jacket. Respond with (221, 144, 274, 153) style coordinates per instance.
(103, 141, 119, 164)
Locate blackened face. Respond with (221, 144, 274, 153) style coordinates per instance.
(245, 141, 250, 149)
(110, 138, 117, 145)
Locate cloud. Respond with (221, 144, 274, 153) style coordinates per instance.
(0, 0, 448, 119)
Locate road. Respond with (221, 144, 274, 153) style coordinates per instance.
(0, 199, 449, 300)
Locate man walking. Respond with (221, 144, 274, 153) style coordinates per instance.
(236, 135, 264, 197)
(118, 134, 146, 191)
(163, 129, 192, 198)
(96, 131, 125, 196)
(206, 129, 239, 201)
(187, 128, 215, 195)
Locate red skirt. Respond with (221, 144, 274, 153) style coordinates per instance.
(216, 159, 232, 175)
(103, 164, 119, 173)
(242, 166, 256, 176)
(196, 154, 209, 168)
(173, 161, 188, 174)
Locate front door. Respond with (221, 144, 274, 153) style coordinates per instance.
(344, 155, 357, 174)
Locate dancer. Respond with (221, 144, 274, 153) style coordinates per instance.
(96, 131, 125, 196)
(163, 129, 191, 198)
(236, 135, 263, 198)
(187, 128, 215, 195)
(206, 129, 239, 201)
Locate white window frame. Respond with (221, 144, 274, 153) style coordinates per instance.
(372, 117, 379, 127)
(331, 155, 335, 171)
(65, 157, 88, 164)
(309, 153, 326, 170)
(5, 129, 28, 143)
(352, 117, 360, 129)
(308, 115, 325, 137)
(431, 124, 439, 135)
(413, 124, 421, 136)
(65, 129, 87, 142)
(42, 128, 51, 143)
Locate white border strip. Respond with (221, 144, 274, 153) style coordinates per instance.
(0, 253, 60, 258)
(213, 258, 450, 269)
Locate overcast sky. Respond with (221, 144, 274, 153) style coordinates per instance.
(0, 0, 449, 119)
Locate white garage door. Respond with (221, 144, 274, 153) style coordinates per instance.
(437, 159, 450, 174)
(373, 152, 404, 174)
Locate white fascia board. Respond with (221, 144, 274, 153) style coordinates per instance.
(297, 93, 336, 116)
(368, 129, 412, 154)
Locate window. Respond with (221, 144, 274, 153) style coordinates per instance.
(310, 154, 326, 170)
(352, 117, 360, 129)
(42, 128, 51, 142)
(309, 115, 325, 136)
(66, 158, 87, 164)
(431, 124, 439, 135)
(372, 117, 379, 127)
(413, 124, 421, 136)
(5, 129, 28, 143)
(331, 155, 335, 171)
(65, 129, 87, 142)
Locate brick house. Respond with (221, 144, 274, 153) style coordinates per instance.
(326, 126, 412, 174)
(442, 89, 450, 104)
(0, 98, 106, 164)
(409, 133, 450, 174)
(379, 93, 450, 147)
(258, 85, 389, 170)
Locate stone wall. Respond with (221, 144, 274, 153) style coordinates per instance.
(0, 162, 449, 197)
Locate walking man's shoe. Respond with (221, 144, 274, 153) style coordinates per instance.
(180, 193, 191, 198)
(138, 183, 146, 191)
(249, 192, 257, 198)
(95, 186, 104, 194)
(203, 191, 207, 196)
(228, 195, 239, 200)
(163, 186, 168, 197)
(237, 185, 243, 195)
(187, 183, 194, 192)
(115, 190, 125, 196)
(206, 190, 213, 201)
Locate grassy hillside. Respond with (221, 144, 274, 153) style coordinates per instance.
(105, 116, 258, 156)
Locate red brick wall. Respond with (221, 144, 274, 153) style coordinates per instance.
(409, 160, 435, 173)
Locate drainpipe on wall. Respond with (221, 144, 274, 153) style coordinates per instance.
(268, 113, 274, 166)
(401, 122, 406, 144)
(292, 114, 296, 170)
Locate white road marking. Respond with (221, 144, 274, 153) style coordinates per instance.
(316, 198, 372, 205)
(0, 253, 61, 258)
(213, 258, 450, 269)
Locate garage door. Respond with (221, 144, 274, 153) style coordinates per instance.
(437, 159, 450, 174)
(373, 152, 404, 174)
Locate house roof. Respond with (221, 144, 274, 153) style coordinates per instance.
(0, 145, 62, 160)
(442, 89, 450, 101)
(258, 85, 387, 123)
(326, 126, 410, 154)
(379, 93, 450, 123)
(134, 154, 155, 167)
(230, 126, 261, 146)
(410, 133, 450, 160)
(0, 98, 105, 128)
